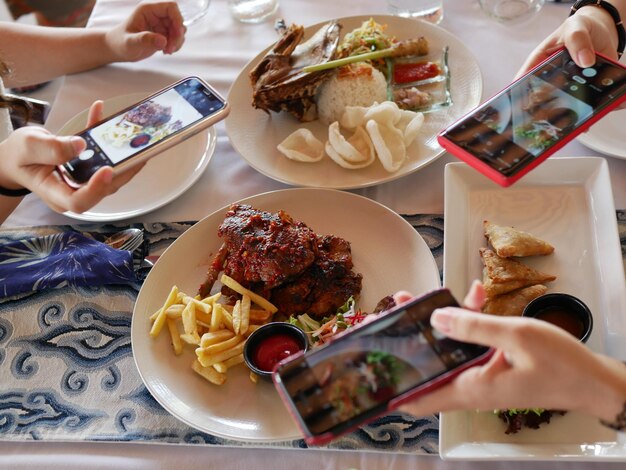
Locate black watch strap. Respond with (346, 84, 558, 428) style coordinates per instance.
(0, 185, 31, 197)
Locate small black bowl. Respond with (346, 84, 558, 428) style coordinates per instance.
(244, 322, 308, 380)
(522, 293, 593, 343)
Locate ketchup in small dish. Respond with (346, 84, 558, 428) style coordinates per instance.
(244, 323, 308, 379)
(253, 333, 302, 372)
(523, 293, 593, 343)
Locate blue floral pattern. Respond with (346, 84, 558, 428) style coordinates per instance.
(0, 232, 136, 297)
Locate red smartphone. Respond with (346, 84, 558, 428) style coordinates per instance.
(57, 76, 229, 188)
(437, 49, 626, 187)
(272, 288, 493, 446)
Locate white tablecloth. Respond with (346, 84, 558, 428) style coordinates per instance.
(2, 0, 625, 468)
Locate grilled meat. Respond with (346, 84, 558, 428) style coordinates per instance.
(218, 204, 318, 291)
(249, 21, 342, 122)
(270, 235, 362, 318)
(199, 204, 362, 318)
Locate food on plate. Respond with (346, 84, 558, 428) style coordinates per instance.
(478, 222, 561, 432)
(496, 408, 566, 435)
(199, 204, 363, 319)
(480, 222, 556, 315)
(276, 128, 325, 162)
(148, 281, 277, 386)
(482, 284, 548, 317)
(392, 86, 432, 110)
(480, 248, 556, 297)
(393, 60, 441, 84)
(483, 220, 555, 258)
(317, 63, 388, 125)
(249, 21, 342, 122)
(389, 45, 451, 112)
(290, 293, 396, 347)
(278, 100, 424, 172)
(248, 17, 451, 176)
(249, 17, 439, 123)
(304, 38, 430, 74)
(325, 123, 375, 169)
(337, 17, 396, 60)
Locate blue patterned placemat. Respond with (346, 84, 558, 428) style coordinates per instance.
(0, 212, 623, 453)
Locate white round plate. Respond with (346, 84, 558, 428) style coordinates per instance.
(577, 108, 626, 160)
(225, 15, 483, 189)
(59, 93, 216, 222)
(131, 188, 441, 442)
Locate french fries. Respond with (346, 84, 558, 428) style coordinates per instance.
(148, 282, 275, 386)
(220, 274, 278, 314)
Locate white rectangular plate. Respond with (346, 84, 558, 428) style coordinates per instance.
(440, 157, 626, 461)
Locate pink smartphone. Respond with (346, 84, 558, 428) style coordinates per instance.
(272, 288, 493, 446)
(57, 76, 229, 188)
(438, 49, 626, 187)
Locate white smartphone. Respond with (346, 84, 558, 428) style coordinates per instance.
(57, 76, 229, 188)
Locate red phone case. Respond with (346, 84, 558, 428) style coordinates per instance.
(437, 49, 626, 187)
(272, 289, 494, 446)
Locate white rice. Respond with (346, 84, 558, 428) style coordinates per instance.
(316, 65, 388, 125)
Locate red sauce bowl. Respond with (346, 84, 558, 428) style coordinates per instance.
(522, 293, 593, 343)
(244, 322, 308, 379)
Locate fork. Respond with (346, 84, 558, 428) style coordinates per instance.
(103, 228, 144, 253)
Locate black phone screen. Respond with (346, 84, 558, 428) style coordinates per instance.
(440, 50, 626, 177)
(62, 77, 226, 183)
(274, 289, 489, 438)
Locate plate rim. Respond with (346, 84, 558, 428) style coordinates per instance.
(577, 109, 626, 160)
(439, 157, 626, 461)
(225, 14, 484, 190)
(59, 93, 216, 222)
(131, 187, 441, 442)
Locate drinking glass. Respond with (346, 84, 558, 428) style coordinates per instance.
(478, 0, 545, 23)
(386, 0, 444, 24)
(177, 0, 211, 26)
(228, 0, 279, 23)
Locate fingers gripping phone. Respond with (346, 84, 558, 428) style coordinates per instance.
(272, 288, 493, 446)
(438, 49, 626, 187)
(57, 76, 229, 188)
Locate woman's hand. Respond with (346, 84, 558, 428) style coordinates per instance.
(105, 0, 186, 61)
(395, 282, 626, 422)
(517, 5, 619, 76)
(0, 101, 144, 214)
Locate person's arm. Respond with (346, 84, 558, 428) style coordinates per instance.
(0, 0, 185, 87)
(517, 0, 626, 75)
(395, 283, 626, 429)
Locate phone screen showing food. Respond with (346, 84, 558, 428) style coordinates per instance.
(440, 50, 626, 177)
(274, 289, 489, 440)
(62, 77, 226, 183)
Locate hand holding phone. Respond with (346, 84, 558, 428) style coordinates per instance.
(438, 49, 626, 187)
(57, 76, 229, 188)
(272, 288, 493, 446)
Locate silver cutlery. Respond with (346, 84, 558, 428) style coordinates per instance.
(102, 228, 145, 252)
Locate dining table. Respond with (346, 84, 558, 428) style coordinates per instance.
(1, 0, 626, 468)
